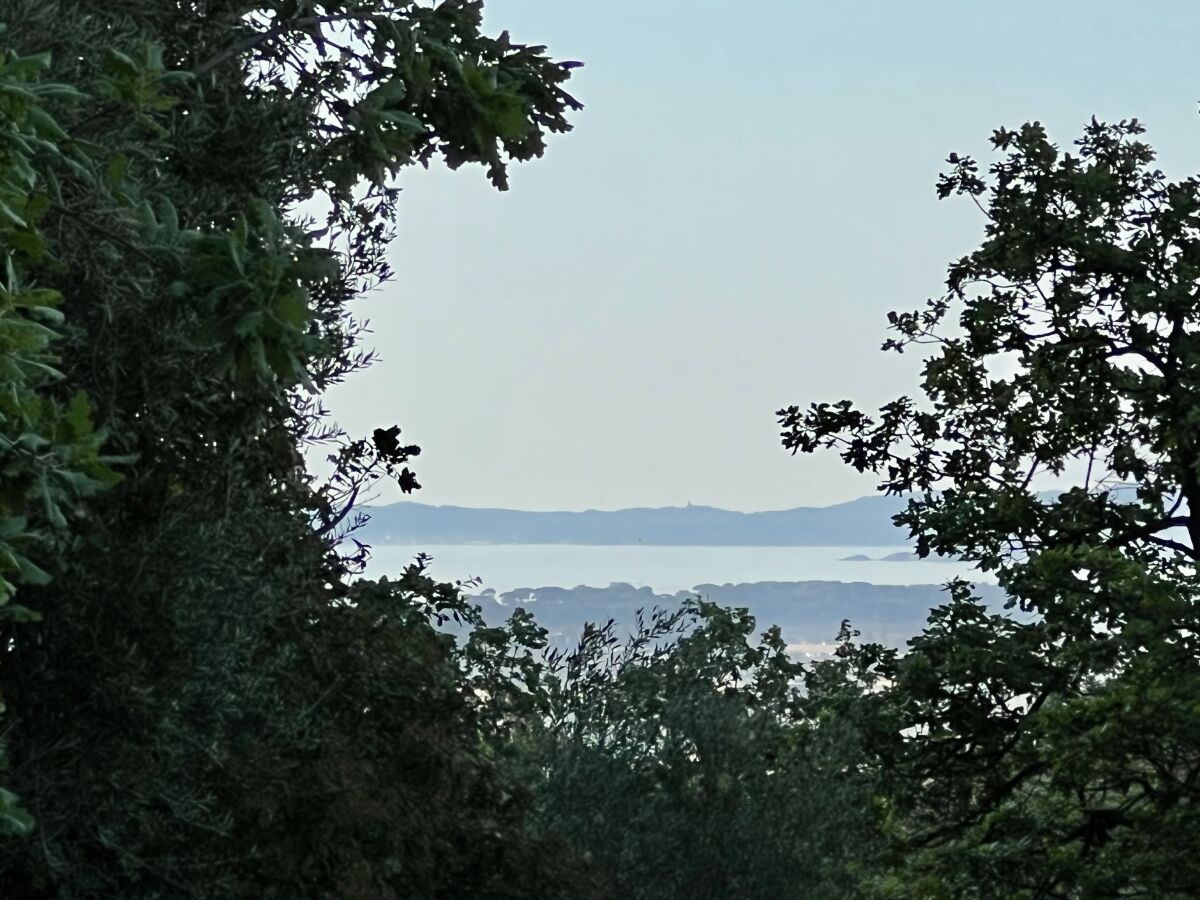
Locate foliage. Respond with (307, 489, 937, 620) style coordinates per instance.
(0, 39, 126, 839)
(0, 1, 581, 897)
(525, 601, 883, 900)
(779, 119, 1200, 898)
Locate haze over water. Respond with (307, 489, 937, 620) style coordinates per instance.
(367, 543, 993, 595)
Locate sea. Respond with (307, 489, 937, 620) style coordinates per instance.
(364, 543, 994, 593)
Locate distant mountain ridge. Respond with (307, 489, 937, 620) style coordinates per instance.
(361, 494, 912, 546)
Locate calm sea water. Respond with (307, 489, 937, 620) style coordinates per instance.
(364, 543, 993, 594)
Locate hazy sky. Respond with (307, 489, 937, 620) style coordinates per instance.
(321, 0, 1200, 512)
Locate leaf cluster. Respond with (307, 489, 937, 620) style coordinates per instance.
(779, 118, 1200, 897)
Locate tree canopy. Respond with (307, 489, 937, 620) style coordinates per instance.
(0, 2, 583, 897)
(780, 118, 1200, 898)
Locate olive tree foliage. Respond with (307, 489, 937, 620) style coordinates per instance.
(0, 41, 126, 837)
(779, 120, 1200, 897)
(523, 601, 884, 900)
(0, 2, 581, 897)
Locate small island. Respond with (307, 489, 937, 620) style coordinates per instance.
(840, 551, 956, 563)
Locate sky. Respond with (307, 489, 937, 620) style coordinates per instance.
(320, 0, 1200, 512)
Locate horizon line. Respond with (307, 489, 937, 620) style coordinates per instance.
(364, 494, 902, 515)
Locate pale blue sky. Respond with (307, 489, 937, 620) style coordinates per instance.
(323, 0, 1200, 511)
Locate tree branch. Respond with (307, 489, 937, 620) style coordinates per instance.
(1145, 535, 1197, 558)
(189, 10, 403, 77)
(1104, 516, 1192, 548)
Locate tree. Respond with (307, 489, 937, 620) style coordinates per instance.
(0, 42, 126, 840)
(524, 601, 883, 900)
(0, 2, 582, 896)
(779, 119, 1200, 897)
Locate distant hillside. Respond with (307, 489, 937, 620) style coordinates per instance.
(361, 495, 912, 546)
(469, 579, 1008, 651)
